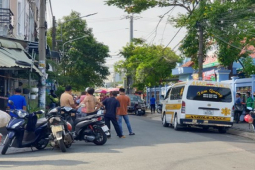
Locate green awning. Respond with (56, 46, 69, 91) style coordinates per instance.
(0, 39, 42, 76)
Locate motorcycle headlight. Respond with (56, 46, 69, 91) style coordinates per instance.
(17, 110, 28, 118)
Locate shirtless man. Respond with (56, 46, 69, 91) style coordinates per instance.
(82, 88, 102, 114)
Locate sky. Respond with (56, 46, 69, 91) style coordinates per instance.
(48, 0, 187, 76)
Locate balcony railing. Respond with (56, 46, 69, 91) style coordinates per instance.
(0, 8, 14, 28)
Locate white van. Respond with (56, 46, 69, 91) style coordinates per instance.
(161, 80, 234, 133)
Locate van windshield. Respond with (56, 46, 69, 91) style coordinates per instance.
(186, 86, 232, 102)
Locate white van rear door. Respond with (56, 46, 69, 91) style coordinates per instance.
(185, 85, 233, 118)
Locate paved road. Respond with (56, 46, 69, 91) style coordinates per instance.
(1, 115, 255, 170)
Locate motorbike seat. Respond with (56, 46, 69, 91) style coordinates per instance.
(36, 118, 47, 128)
(75, 115, 96, 125)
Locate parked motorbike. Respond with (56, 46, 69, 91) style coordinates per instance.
(1, 100, 49, 155)
(69, 108, 109, 145)
(157, 104, 162, 113)
(47, 107, 74, 152)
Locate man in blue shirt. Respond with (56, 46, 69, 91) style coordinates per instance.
(7, 88, 27, 117)
(103, 91, 125, 138)
(150, 95, 156, 114)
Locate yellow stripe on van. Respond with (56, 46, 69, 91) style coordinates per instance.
(165, 104, 182, 110)
(185, 115, 231, 121)
(165, 111, 174, 115)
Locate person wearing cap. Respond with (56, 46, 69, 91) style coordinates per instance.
(100, 90, 108, 102)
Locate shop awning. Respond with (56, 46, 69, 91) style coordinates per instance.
(0, 39, 42, 76)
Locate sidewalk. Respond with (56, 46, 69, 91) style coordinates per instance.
(145, 111, 255, 140)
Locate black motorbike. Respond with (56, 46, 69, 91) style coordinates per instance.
(61, 108, 109, 145)
(1, 100, 49, 155)
(47, 107, 74, 152)
(73, 112, 109, 145)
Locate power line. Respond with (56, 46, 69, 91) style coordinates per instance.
(49, 0, 54, 17)
(150, 6, 176, 44)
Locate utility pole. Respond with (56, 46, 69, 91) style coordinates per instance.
(38, 0, 46, 109)
(52, 16, 56, 50)
(130, 15, 133, 42)
(198, 21, 203, 80)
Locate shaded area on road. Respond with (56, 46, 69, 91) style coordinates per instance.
(0, 159, 87, 167)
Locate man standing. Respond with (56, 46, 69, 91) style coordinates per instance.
(150, 95, 156, 114)
(103, 91, 125, 138)
(81, 88, 102, 115)
(7, 88, 27, 117)
(60, 86, 77, 127)
(116, 88, 135, 136)
(60, 86, 76, 109)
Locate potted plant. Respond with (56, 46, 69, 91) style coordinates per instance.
(31, 86, 39, 93)
(30, 92, 37, 100)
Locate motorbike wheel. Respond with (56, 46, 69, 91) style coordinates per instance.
(1, 137, 11, 155)
(35, 138, 49, 150)
(157, 108, 161, 113)
(58, 139, 67, 152)
(93, 126, 107, 145)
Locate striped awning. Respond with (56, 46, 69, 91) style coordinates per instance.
(0, 39, 42, 76)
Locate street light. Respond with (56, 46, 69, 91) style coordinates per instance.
(62, 35, 89, 58)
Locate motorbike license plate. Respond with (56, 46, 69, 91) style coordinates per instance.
(204, 110, 213, 115)
(51, 125, 63, 133)
(138, 109, 142, 111)
(101, 125, 109, 132)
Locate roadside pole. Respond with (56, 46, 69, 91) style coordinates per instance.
(198, 22, 203, 80)
(52, 16, 56, 50)
(38, 0, 46, 109)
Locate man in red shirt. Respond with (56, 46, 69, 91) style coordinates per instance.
(116, 88, 135, 135)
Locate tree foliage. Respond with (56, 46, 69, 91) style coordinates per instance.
(49, 11, 110, 90)
(115, 42, 181, 90)
(107, 0, 255, 77)
(173, 0, 255, 71)
(106, 0, 200, 13)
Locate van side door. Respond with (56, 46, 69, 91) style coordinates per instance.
(168, 86, 185, 123)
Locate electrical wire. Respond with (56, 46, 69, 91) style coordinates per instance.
(150, 6, 176, 44)
(49, 0, 54, 17)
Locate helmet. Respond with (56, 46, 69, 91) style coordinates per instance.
(244, 114, 253, 123)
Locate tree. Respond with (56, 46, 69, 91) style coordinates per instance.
(50, 11, 110, 90)
(107, 0, 255, 77)
(106, 0, 200, 13)
(115, 42, 181, 90)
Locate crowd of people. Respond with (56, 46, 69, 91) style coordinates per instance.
(234, 91, 255, 123)
(59, 86, 135, 138)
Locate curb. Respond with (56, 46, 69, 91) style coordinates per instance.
(144, 113, 255, 141)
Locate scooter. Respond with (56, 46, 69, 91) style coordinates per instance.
(61, 107, 109, 145)
(1, 100, 49, 155)
(47, 106, 74, 152)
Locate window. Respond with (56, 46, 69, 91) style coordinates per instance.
(164, 87, 171, 100)
(0, 0, 2, 8)
(170, 86, 185, 100)
(186, 86, 232, 103)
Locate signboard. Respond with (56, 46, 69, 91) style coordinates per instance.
(203, 55, 220, 68)
(203, 69, 216, 81)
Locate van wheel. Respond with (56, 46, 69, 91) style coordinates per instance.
(174, 114, 181, 130)
(162, 114, 169, 127)
(218, 127, 227, 133)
